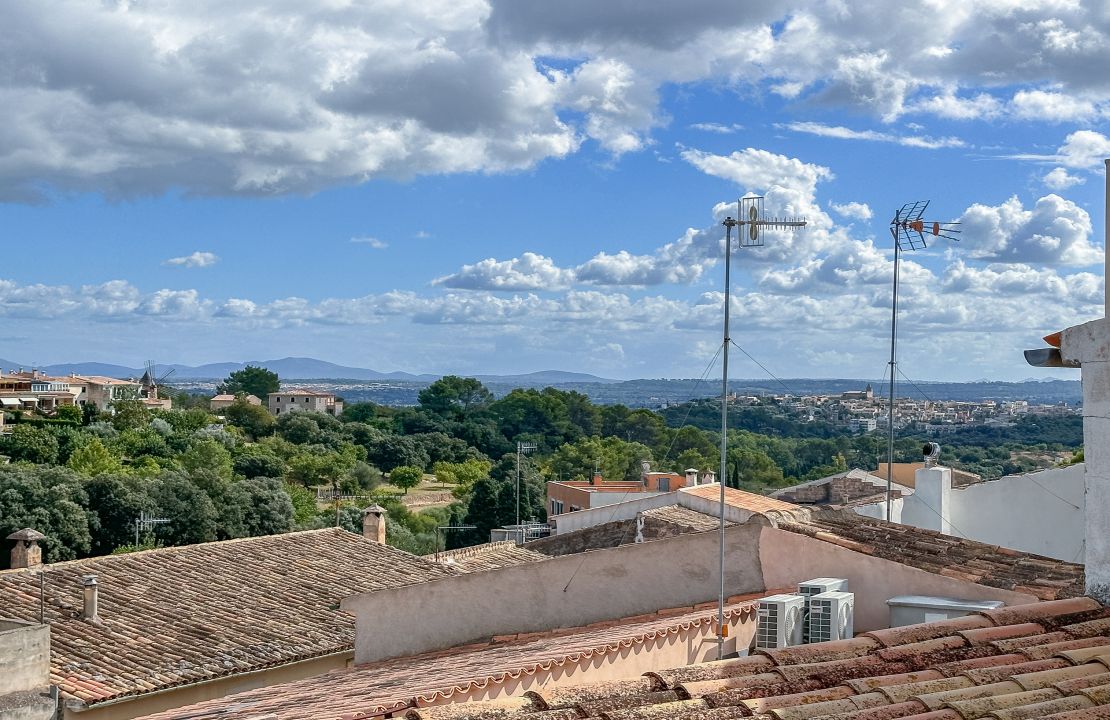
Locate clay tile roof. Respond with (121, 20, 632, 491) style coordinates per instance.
(680, 483, 802, 515)
(428, 542, 549, 573)
(779, 510, 1086, 601)
(0, 529, 458, 708)
(240, 594, 1110, 720)
(639, 504, 733, 532)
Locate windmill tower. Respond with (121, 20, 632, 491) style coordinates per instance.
(140, 361, 176, 403)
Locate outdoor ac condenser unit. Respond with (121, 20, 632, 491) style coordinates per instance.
(756, 594, 805, 649)
(798, 578, 848, 642)
(807, 591, 855, 643)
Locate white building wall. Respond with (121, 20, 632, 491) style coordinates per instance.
(551, 492, 679, 535)
(946, 463, 1085, 562)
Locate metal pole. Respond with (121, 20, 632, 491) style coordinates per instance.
(886, 241, 900, 522)
(718, 217, 735, 660)
(515, 442, 521, 528)
(1104, 159, 1109, 318)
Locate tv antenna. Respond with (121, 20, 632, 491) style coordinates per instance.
(885, 201, 960, 521)
(133, 511, 170, 546)
(515, 442, 537, 528)
(717, 196, 806, 660)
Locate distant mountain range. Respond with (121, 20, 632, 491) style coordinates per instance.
(0, 356, 619, 384)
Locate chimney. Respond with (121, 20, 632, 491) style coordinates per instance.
(361, 504, 387, 544)
(591, 471, 603, 486)
(82, 575, 99, 622)
(685, 468, 699, 486)
(6, 528, 46, 569)
(701, 469, 717, 485)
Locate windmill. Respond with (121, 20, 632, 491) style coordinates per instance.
(140, 361, 176, 401)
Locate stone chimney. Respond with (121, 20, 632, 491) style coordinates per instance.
(685, 468, 699, 486)
(6, 528, 46, 569)
(82, 575, 99, 622)
(591, 471, 603, 486)
(361, 504, 387, 544)
(700, 469, 717, 485)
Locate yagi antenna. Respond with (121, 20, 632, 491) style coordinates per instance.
(733, 196, 807, 248)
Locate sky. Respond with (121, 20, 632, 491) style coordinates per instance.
(1, 0, 1109, 382)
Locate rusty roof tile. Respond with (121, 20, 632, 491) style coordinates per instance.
(1019, 637, 1110, 661)
(1076, 680, 1110, 705)
(759, 636, 880, 665)
(773, 655, 898, 684)
(676, 672, 785, 698)
(1036, 705, 1110, 719)
(740, 685, 855, 713)
(991, 631, 1073, 652)
(932, 654, 1031, 677)
(981, 598, 1101, 626)
(1011, 663, 1107, 690)
(945, 688, 1061, 718)
(878, 676, 975, 703)
(865, 616, 994, 647)
(961, 658, 1070, 685)
(646, 655, 775, 689)
(1054, 672, 1110, 694)
(844, 670, 946, 693)
(958, 624, 1047, 646)
(1062, 618, 1110, 639)
(985, 695, 1095, 720)
(597, 698, 708, 720)
(877, 636, 969, 664)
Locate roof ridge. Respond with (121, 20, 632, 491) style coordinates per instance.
(0, 527, 360, 575)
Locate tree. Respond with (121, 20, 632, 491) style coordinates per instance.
(180, 438, 233, 481)
(545, 436, 653, 483)
(418, 376, 493, 418)
(224, 399, 275, 438)
(219, 365, 280, 399)
(149, 473, 218, 545)
(68, 438, 124, 476)
(3, 425, 60, 465)
(388, 465, 423, 495)
(0, 465, 92, 566)
(233, 448, 286, 479)
(220, 477, 295, 538)
(111, 398, 151, 432)
(366, 434, 429, 472)
(55, 405, 82, 423)
(83, 473, 152, 555)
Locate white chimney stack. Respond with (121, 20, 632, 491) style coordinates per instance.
(361, 505, 387, 544)
(82, 575, 100, 622)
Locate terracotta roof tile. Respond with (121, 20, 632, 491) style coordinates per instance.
(679, 483, 802, 514)
(0, 529, 457, 708)
(1042, 706, 1110, 719)
(429, 542, 548, 572)
(780, 512, 1085, 601)
(958, 624, 1047, 646)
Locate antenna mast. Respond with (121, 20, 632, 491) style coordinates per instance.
(716, 196, 805, 660)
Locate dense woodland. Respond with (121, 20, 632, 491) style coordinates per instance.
(0, 368, 1084, 567)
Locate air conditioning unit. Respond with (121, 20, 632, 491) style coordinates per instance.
(808, 591, 855, 643)
(756, 594, 805, 649)
(798, 578, 848, 643)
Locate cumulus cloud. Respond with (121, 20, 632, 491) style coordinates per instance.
(1043, 167, 1085, 190)
(433, 252, 576, 291)
(163, 251, 219, 268)
(830, 201, 873, 221)
(957, 194, 1101, 266)
(689, 122, 743, 134)
(7, 2, 1110, 200)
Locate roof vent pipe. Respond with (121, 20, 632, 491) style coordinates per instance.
(82, 575, 99, 622)
(923, 442, 941, 468)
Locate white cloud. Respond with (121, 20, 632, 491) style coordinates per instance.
(957, 194, 1102, 266)
(1042, 167, 1085, 190)
(688, 122, 743, 134)
(432, 252, 576, 291)
(7, 2, 1110, 200)
(164, 251, 218, 268)
(830, 201, 873, 221)
(351, 237, 388, 249)
(781, 122, 966, 149)
(1057, 131, 1110, 169)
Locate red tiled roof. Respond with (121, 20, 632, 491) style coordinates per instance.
(430, 541, 548, 572)
(0, 529, 457, 708)
(133, 595, 768, 720)
(779, 509, 1085, 600)
(401, 596, 1110, 720)
(681, 483, 802, 515)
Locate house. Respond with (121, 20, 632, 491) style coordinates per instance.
(124, 488, 1087, 720)
(65, 375, 142, 412)
(208, 394, 260, 411)
(0, 370, 81, 415)
(266, 389, 343, 416)
(546, 463, 715, 517)
(0, 515, 465, 720)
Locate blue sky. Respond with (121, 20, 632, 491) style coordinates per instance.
(1, 1, 1108, 381)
